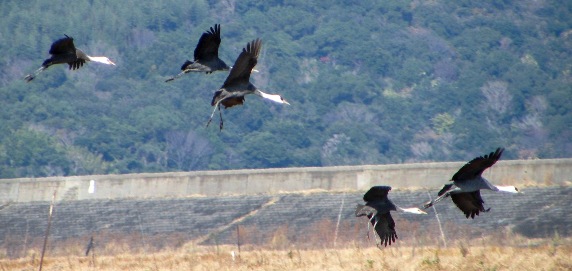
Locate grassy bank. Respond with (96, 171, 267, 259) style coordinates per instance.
(2, 243, 571, 271)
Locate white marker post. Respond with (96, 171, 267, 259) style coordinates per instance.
(88, 180, 95, 194)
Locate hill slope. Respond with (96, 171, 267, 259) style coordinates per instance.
(0, 0, 571, 178)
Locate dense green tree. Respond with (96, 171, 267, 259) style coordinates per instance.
(0, 0, 570, 178)
(0, 128, 70, 177)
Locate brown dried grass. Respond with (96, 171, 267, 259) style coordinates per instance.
(1, 241, 570, 271)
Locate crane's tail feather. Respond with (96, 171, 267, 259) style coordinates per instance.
(24, 66, 46, 82)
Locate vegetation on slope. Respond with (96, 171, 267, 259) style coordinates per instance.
(2, 245, 571, 271)
(0, 0, 571, 177)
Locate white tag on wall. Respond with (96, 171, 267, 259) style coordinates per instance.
(88, 180, 95, 194)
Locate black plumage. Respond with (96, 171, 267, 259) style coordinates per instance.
(206, 38, 289, 130)
(425, 148, 519, 219)
(355, 186, 399, 247)
(165, 24, 230, 82)
(24, 35, 115, 82)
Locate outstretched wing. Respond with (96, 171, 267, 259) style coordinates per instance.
(222, 39, 261, 88)
(363, 186, 391, 202)
(194, 24, 222, 61)
(450, 191, 488, 219)
(452, 148, 504, 182)
(49, 35, 76, 55)
(373, 212, 398, 247)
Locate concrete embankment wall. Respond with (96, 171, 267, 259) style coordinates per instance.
(1, 158, 571, 203)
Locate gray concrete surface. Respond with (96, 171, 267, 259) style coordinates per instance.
(1, 158, 571, 202)
(1, 186, 570, 257)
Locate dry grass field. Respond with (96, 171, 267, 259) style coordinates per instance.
(2, 241, 571, 271)
(1, 185, 571, 271)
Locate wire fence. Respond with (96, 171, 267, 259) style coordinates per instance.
(0, 186, 570, 259)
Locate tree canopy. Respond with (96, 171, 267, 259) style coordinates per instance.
(0, 0, 571, 178)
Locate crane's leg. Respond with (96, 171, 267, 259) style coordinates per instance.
(206, 101, 221, 128)
(372, 217, 382, 247)
(218, 104, 223, 131)
(165, 70, 186, 82)
(366, 215, 376, 241)
(206, 101, 225, 131)
(423, 190, 454, 209)
(423, 194, 444, 209)
(24, 66, 46, 82)
(165, 67, 198, 82)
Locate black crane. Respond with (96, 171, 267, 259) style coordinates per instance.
(206, 38, 289, 130)
(165, 24, 230, 82)
(423, 148, 520, 218)
(356, 186, 426, 248)
(24, 35, 115, 82)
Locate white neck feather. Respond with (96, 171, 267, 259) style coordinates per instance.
(496, 185, 519, 193)
(399, 207, 427, 215)
(88, 56, 116, 65)
(257, 90, 289, 104)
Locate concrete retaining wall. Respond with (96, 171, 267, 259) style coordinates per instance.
(1, 158, 571, 203)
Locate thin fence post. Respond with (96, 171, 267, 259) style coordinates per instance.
(137, 213, 148, 251)
(333, 192, 346, 247)
(86, 236, 96, 267)
(236, 225, 241, 256)
(426, 192, 447, 248)
(23, 220, 29, 258)
(38, 189, 57, 271)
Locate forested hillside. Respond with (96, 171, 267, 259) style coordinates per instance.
(0, 0, 571, 178)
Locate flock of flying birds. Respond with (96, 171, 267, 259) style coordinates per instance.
(23, 24, 521, 249)
(24, 24, 289, 130)
(357, 147, 520, 248)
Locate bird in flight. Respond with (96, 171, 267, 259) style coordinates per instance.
(165, 24, 230, 82)
(24, 35, 115, 82)
(356, 186, 426, 248)
(423, 148, 520, 218)
(206, 38, 289, 130)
